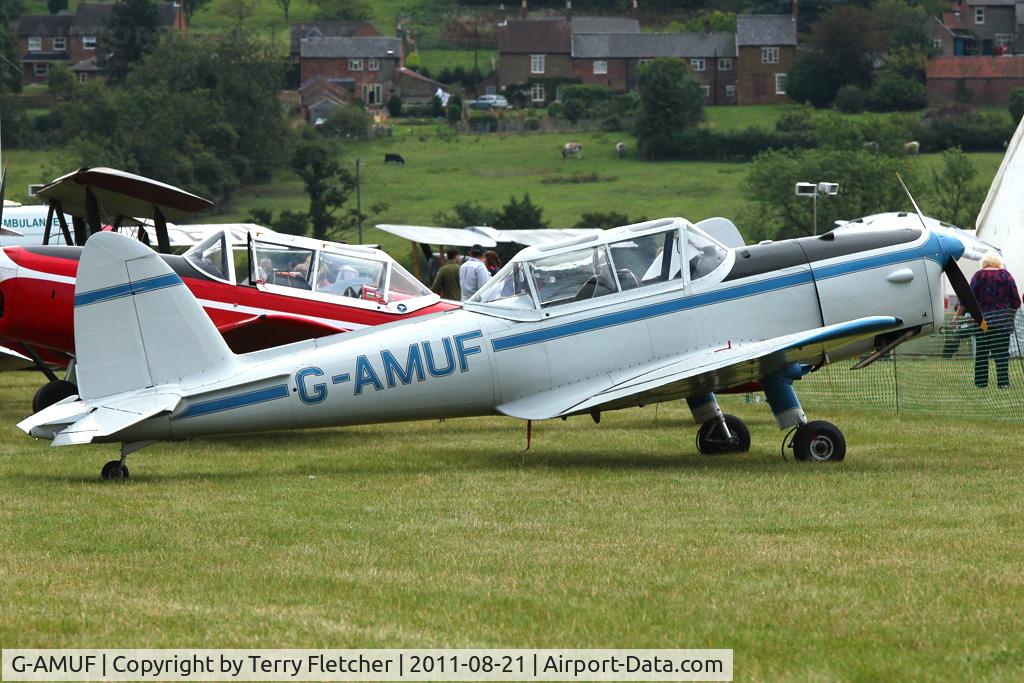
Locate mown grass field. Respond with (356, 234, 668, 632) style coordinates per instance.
(3, 364, 1024, 679)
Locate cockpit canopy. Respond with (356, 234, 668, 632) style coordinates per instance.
(468, 218, 728, 315)
(183, 228, 433, 309)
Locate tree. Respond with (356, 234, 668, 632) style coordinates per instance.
(405, 51, 423, 73)
(247, 208, 309, 236)
(101, 0, 163, 83)
(928, 147, 986, 228)
(291, 133, 357, 241)
(1010, 88, 1024, 123)
(785, 53, 833, 108)
(572, 211, 634, 231)
(494, 193, 549, 231)
(433, 201, 499, 228)
(182, 0, 212, 21)
(322, 104, 371, 138)
(46, 62, 76, 101)
(386, 95, 402, 117)
(741, 149, 917, 242)
(634, 58, 704, 160)
(47, 0, 68, 13)
(0, 9, 23, 94)
(220, 0, 259, 25)
(273, 0, 291, 20)
(309, 0, 371, 21)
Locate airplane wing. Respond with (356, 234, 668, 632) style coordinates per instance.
(0, 343, 33, 371)
(216, 313, 349, 354)
(497, 316, 902, 420)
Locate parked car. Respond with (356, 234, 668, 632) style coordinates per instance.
(469, 94, 512, 110)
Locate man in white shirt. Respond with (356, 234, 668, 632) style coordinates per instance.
(459, 244, 490, 301)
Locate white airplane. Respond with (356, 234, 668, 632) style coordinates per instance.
(18, 214, 983, 479)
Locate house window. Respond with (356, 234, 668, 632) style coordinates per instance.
(485, 85, 496, 95)
(593, 60, 607, 75)
(28, 36, 42, 51)
(717, 58, 732, 71)
(368, 58, 380, 71)
(638, 58, 653, 66)
(361, 83, 383, 106)
(931, 38, 942, 51)
(349, 59, 363, 71)
(690, 58, 706, 72)
(530, 54, 545, 74)
(775, 73, 787, 95)
(762, 47, 779, 64)
(78, 72, 88, 83)
(995, 33, 1016, 48)
(53, 36, 66, 51)
(700, 84, 710, 99)
(725, 84, 735, 98)
(974, 7, 984, 24)
(33, 62, 49, 77)
(530, 82, 545, 102)
(82, 35, 96, 49)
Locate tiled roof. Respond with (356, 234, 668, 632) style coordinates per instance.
(927, 55, 1024, 78)
(16, 14, 72, 37)
(290, 22, 379, 56)
(300, 36, 402, 59)
(736, 15, 797, 47)
(497, 18, 571, 53)
(573, 31, 736, 58)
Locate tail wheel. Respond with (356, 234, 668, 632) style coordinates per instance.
(697, 414, 751, 455)
(32, 380, 79, 413)
(793, 421, 846, 462)
(101, 460, 129, 480)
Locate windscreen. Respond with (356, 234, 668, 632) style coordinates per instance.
(469, 262, 536, 310)
(184, 231, 230, 281)
(254, 241, 315, 290)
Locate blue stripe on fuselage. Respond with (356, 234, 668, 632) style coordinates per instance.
(491, 235, 939, 352)
(171, 384, 290, 421)
(74, 273, 183, 307)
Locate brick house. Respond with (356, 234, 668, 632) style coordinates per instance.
(299, 36, 402, 107)
(926, 55, 1024, 104)
(926, 15, 964, 57)
(496, 14, 640, 104)
(735, 14, 797, 105)
(937, 0, 1023, 55)
(17, 2, 186, 83)
(289, 21, 380, 62)
(570, 32, 737, 105)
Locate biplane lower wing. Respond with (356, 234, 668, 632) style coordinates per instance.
(497, 315, 903, 420)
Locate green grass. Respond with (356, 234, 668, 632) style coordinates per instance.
(703, 104, 790, 131)
(3, 368, 1024, 679)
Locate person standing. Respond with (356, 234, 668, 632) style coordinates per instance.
(459, 244, 490, 302)
(483, 250, 502, 276)
(955, 252, 1021, 388)
(430, 248, 462, 301)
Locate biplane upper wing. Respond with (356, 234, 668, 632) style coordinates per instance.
(497, 315, 903, 420)
(216, 313, 351, 354)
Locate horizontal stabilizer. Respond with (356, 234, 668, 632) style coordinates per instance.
(18, 391, 180, 446)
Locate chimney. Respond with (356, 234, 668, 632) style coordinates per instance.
(520, 0, 527, 20)
(703, 16, 710, 35)
(566, 0, 572, 21)
(631, 0, 639, 20)
(792, 0, 798, 27)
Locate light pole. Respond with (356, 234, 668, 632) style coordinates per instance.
(795, 181, 839, 235)
(355, 158, 362, 244)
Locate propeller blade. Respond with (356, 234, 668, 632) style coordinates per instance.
(944, 257, 988, 332)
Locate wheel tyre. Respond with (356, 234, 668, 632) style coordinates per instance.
(697, 414, 751, 455)
(101, 460, 129, 480)
(32, 380, 79, 413)
(793, 421, 846, 462)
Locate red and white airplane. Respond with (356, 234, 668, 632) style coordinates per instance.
(0, 168, 456, 409)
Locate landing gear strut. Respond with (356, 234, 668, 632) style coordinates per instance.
(764, 363, 846, 463)
(688, 394, 750, 455)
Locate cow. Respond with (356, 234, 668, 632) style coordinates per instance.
(903, 141, 920, 155)
(862, 141, 879, 152)
(562, 142, 583, 159)
(616, 141, 627, 158)
(384, 153, 406, 165)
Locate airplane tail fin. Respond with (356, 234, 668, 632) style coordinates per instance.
(73, 231, 237, 400)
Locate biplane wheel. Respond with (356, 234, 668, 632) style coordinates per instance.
(32, 380, 79, 413)
(101, 460, 129, 481)
(696, 414, 750, 455)
(793, 421, 846, 462)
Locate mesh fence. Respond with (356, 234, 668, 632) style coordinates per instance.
(736, 310, 1024, 422)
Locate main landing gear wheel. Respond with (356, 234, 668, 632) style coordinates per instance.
(101, 460, 129, 480)
(32, 380, 78, 413)
(696, 414, 751, 455)
(793, 421, 846, 462)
